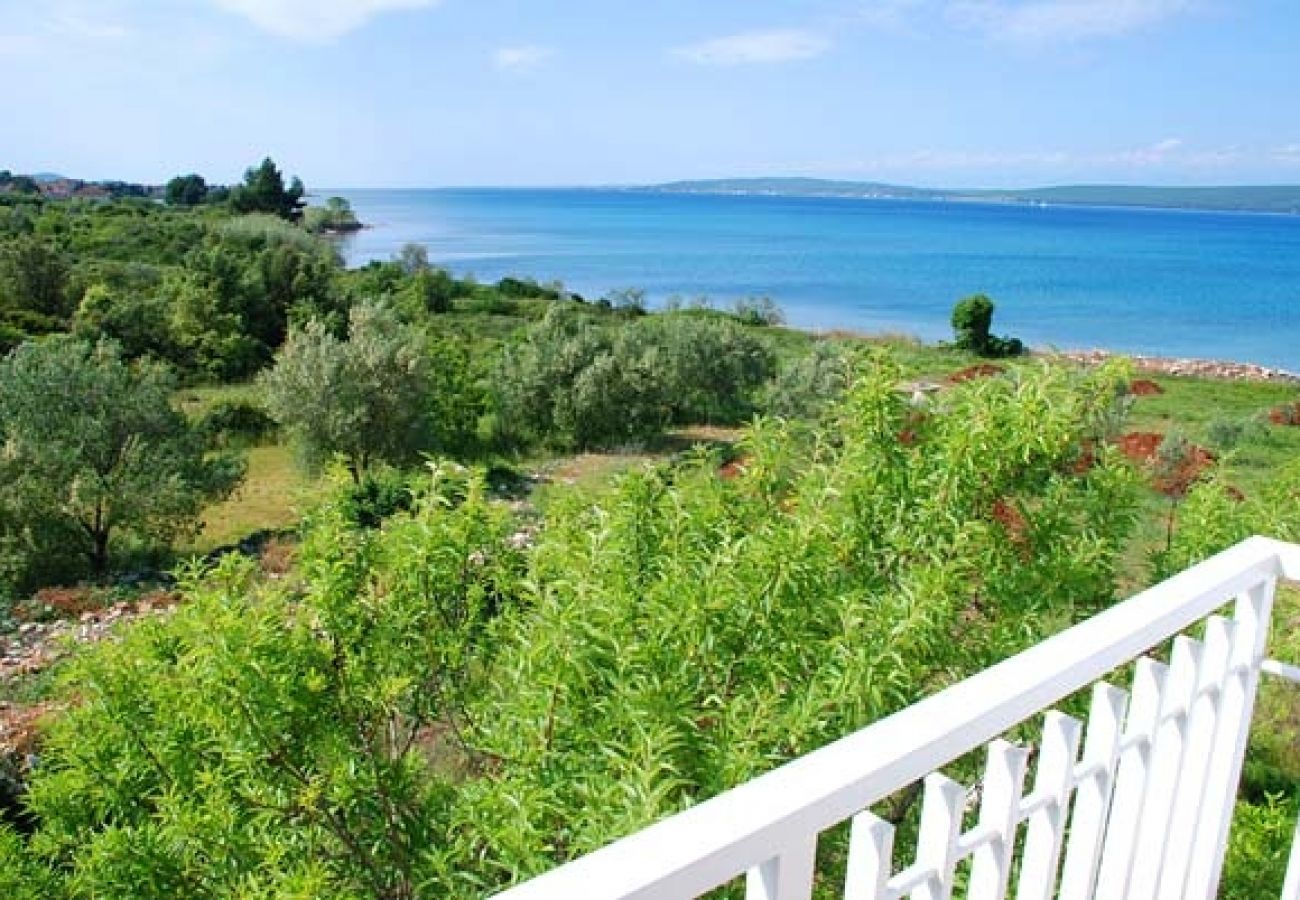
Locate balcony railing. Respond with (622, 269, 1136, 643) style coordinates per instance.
(494, 536, 1300, 900)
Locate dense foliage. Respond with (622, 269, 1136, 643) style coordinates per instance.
(262, 301, 480, 478)
(950, 293, 1023, 358)
(0, 358, 1148, 895)
(0, 339, 243, 593)
(492, 305, 775, 450)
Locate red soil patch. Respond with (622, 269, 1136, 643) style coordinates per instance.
(1069, 439, 1098, 475)
(0, 701, 59, 757)
(1129, 379, 1165, 396)
(1268, 402, 1300, 426)
(947, 363, 1006, 384)
(1115, 431, 1164, 463)
(990, 498, 1031, 557)
(1114, 431, 1216, 498)
(718, 456, 750, 480)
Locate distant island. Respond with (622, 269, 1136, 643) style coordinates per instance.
(642, 178, 1300, 214)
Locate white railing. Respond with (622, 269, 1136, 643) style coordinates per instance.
(494, 536, 1300, 900)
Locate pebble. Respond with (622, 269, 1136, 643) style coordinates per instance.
(1052, 350, 1300, 383)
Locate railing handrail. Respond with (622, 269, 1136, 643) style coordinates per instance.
(494, 536, 1300, 900)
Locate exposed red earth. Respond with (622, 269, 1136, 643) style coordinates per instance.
(947, 363, 1006, 384)
(1129, 379, 1164, 396)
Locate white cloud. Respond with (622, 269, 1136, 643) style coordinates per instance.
(212, 0, 440, 42)
(493, 45, 554, 72)
(947, 0, 1199, 43)
(1273, 144, 1300, 164)
(672, 28, 830, 66)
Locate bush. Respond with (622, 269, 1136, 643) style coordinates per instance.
(198, 398, 277, 446)
(732, 296, 785, 327)
(763, 340, 853, 419)
(951, 293, 1023, 358)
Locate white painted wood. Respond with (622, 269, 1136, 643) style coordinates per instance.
(844, 812, 894, 900)
(1184, 580, 1278, 900)
(1094, 657, 1168, 898)
(1057, 682, 1128, 900)
(912, 774, 965, 900)
(493, 539, 1300, 900)
(1156, 616, 1235, 900)
(1262, 658, 1300, 683)
(1016, 712, 1082, 900)
(1283, 807, 1300, 900)
(967, 740, 1030, 900)
(1128, 636, 1203, 900)
(746, 833, 817, 900)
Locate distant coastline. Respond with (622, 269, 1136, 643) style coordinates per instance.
(636, 178, 1300, 216)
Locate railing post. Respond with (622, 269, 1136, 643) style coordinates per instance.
(746, 833, 817, 900)
(1017, 712, 1082, 900)
(1095, 657, 1168, 897)
(1057, 682, 1128, 900)
(967, 740, 1030, 900)
(1157, 616, 1235, 900)
(1184, 578, 1277, 899)
(913, 774, 965, 900)
(843, 812, 894, 900)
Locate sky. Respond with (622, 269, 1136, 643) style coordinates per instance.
(1, 0, 1298, 188)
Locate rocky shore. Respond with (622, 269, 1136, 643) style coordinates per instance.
(1049, 349, 1300, 383)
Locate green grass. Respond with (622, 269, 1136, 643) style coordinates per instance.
(188, 444, 313, 552)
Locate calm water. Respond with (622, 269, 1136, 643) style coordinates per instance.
(333, 188, 1300, 370)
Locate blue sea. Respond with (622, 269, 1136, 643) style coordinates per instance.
(332, 188, 1300, 370)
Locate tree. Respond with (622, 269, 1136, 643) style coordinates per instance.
(303, 197, 361, 234)
(164, 173, 209, 207)
(950, 293, 1023, 358)
(0, 236, 72, 319)
(0, 338, 244, 576)
(229, 157, 305, 221)
(261, 302, 439, 480)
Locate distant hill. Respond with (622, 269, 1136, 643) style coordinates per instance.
(645, 178, 1300, 214)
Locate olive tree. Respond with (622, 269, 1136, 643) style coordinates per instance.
(0, 338, 244, 577)
(261, 301, 439, 480)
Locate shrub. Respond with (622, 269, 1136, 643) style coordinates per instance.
(732, 296, 785, 327)
(197, 398, 277, 446)
(951, 293, 1023, 358)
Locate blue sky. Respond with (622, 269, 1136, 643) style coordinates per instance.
(1, 0, 1298, 188)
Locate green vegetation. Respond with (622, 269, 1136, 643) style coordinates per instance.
(0, 339, 243, 590)
(262, 300, 475, 479)
(950, 293, 1023, 358)
(0, 166, 1298, 896)
(302, 196, 362, 234)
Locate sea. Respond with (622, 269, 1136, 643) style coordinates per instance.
(331, 188, 1300, 371)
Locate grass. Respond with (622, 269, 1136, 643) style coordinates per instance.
(188, 443, 312, 552)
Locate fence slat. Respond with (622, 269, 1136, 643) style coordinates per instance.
(1185, 580, 1278, 900)
(967, 740, 1029, 900)
(1057, 682, 1128, 900)
(1095, 657, 1168, 897)
(911, 774, 965, 900)
(1016, 712, 1082, 900)
(844, 812, 895, 900)
(1156, 616, 1235, 900)
(746, 833, 818, 900)
(1128, 635, 1203, 900)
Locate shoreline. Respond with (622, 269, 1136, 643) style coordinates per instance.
(1044, 349, 1300, 383)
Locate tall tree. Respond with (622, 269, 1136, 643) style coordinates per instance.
(229, 157, 305, 221)
(0, 338, 244, 574)
(0, 236, 71, 319)
(164, 173, 209, 206)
